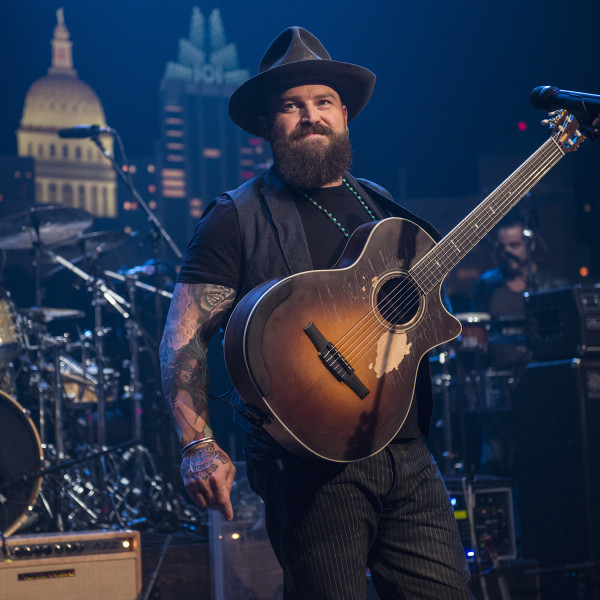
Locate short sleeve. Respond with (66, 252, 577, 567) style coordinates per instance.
(176, 196, 242, 290)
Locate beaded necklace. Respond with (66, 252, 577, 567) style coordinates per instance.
(298, 177, 377, 238)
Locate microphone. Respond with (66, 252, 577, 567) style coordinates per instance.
(57, 124, 114, 139)
(530, 86, 600, 120)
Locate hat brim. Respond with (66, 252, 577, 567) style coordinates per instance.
(228, 59, 376, 136)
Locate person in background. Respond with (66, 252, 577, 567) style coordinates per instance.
(470, 210, 569, 474)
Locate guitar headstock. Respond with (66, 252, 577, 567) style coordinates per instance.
(543, 110, 586, 154)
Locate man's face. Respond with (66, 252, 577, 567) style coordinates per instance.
(497, 224, 534, 272)
(260, 84, 352, 189)
(264, 84, 348, 144)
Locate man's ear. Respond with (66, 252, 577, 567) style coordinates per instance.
(258, 116, 271, 142)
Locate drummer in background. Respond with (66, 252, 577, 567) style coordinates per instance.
(470, 210, 570, 371)
(469, 210, 569, 475)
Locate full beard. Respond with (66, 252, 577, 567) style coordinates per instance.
(271, 124, 353, 190)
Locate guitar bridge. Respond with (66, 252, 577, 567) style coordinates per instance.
(303, 322, 369, 399)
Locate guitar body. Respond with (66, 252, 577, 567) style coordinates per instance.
(224, 218, 462, 462)
(224, 111, 585, 462)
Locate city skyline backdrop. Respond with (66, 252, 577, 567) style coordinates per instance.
(1, 0, 600, 280)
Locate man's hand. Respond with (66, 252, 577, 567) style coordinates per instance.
(181, 441, 236, 521)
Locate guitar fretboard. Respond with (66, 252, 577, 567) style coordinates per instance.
(411, 136, 565, 294)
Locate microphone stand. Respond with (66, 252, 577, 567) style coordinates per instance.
(90, 131, 179, 370)
(89, 134, 182, 261)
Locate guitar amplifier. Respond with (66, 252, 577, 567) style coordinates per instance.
(0, 529, 141, 600)
(525, 284, 600, 360)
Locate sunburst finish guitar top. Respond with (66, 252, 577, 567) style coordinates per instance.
(224, 111, 587, 462)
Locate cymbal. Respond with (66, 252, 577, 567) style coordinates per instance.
(0, 205, 93, 249)
(20, 306, 86, 323)
(43, 230, 137, 279)
(63, 230, 133, 254)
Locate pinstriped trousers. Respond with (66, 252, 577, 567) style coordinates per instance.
(246, 439, 473, 600)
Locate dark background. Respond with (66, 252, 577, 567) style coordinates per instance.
(1, 0, 599, 208)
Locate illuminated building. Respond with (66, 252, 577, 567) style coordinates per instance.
(16, 9, 117, 217)
(158, 8, 271, 249)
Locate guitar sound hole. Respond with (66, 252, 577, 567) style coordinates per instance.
(376, 276, 420, 326)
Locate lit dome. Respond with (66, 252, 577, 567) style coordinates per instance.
(19, 8, 106, 132)
(20, 74, 106, 131)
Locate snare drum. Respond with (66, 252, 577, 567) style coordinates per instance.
(59, 355, 119, 405)
(0, 290, 22, 361)
(0, 390, 43, 535)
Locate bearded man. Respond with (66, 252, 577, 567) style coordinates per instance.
(160, 27, 473, 600)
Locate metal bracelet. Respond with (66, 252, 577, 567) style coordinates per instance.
(181, 437, 216, 459)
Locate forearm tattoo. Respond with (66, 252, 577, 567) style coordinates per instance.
(160, 283, 235, 444)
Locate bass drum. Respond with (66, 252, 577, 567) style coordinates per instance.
(0, 390, 43, 536)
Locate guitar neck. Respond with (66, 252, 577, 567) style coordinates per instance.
(411, 135, 566, 293)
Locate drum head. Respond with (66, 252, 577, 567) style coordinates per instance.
(0, 390, 43, 536)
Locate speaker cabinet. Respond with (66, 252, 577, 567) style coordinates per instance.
(0, 530, 141, 600)
(513, 359, 600, 566)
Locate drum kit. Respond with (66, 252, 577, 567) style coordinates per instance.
(0, 205, 202, 537)
(429, 311, 524, 476)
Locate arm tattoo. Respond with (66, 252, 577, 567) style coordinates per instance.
(160, 283, 235, 444)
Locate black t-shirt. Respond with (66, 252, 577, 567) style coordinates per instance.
(178, 183, 380, 283)
(177, 182, 421, 442)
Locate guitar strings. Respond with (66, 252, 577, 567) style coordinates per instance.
(338, 139, 563, 364)
(412, 138, 563, 292)
(338, 143, 560, 367)
(333, 138, 564, 368)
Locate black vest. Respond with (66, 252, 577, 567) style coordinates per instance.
(216, 168, 439, 438)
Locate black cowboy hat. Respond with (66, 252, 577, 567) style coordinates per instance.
(228, 27, 376, 136)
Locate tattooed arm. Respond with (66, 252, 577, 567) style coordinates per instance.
(160, 282, 237, 520)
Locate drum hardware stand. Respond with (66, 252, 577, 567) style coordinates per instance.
(49, 339, 67, 460)
(2, 439, 140, 531)
(436, 348, 459, 476)
(122, 274, 145, 489)
(104, 269, 173, 301)
(30, 233, 46, 309)
(40, 245, 199, 532)
(38, 245, 131, 523)
(41, 245, 129, 448)
(112, 276, 204, 533)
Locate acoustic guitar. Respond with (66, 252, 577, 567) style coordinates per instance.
(224, 111, 585, 462)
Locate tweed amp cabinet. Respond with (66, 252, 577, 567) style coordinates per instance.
(0, 529, 141, 600)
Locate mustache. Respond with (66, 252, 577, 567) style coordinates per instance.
(289, 123, 335, 141)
